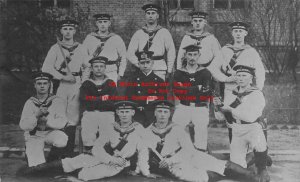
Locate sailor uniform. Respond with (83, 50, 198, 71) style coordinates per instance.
(219, 86, 267, 168)
(221, 44, 265, 106)
(60, 122, 147, 181)
(80, 76, 117, 147)
(19, 94, 68, 167)
(172, 66, 213, 150)
(125, 70, 166, 127)
(82, 32, 127, 82)
(176, 31, 228, 82)
(127, 25, 176, 80)
(42, 42, 89, 126)
(139, 123, 227, 182)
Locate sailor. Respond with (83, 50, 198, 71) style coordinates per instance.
(80, 56, 117, 151)
(127, 3, 176, 80)
(19, 72, 68, 167)
(83, 13, 127, 83)
(17, 101, 150, 181)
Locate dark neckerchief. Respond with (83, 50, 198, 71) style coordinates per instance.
(60, 42, 80, 53)
(178, 65, 206, 74)
(29, 94, 57, 108)
(90, 32, 116, 41)
(141, 25, 163, 52)
(186, 31, 211, 46)
(150, 122, 174, 139)
(225, 44, 252, 52)
(113, 122, 138, 137)
(232, 86, 259, 98)
(141, 25, 163, 34)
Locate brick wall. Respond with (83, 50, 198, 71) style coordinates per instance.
(73, 0, 150, 45)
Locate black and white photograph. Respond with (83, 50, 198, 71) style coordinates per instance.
(0, 0, 300, 181)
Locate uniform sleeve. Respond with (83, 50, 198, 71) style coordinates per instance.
(115, 36, 127, 76)
(127, 31, 140, 67)
(177, 36, 188, 70)
(42, 45, 64, 80)
(232, 91, 265, 122)
(163, 29, 176, 73)
(206, 37, 229, 82)
(19, 100, 38, 131)
(252, 50, 265, 90)
(46, 98, 68, 129)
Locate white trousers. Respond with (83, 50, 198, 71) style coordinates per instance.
(25, 130, 68, 167)
(173, 104, 209, 150)
(230, 122, 267, 168)
(62, 154, 126, 181)
(81, 111, 114, 147)
(57, 81, 80, 126)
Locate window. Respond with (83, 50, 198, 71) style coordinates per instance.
(214, 0, 246, 10)
(214, 0, 228, 9)
(170, 0, 194, 9)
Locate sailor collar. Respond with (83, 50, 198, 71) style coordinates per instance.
(88, 75, 110, 86)
(179, 65, 206, 73)
(150, 122, 174, 138)
(141, 25, 163, 34)
(113, 122, 139, 136)
(186, 31, 211, 39)
(59, 41, 80, 52)
(30, 94, 57, 107)
(232, 86, 259, 97)
(90, 32, 116, 40)
(225, 44, 252, 52)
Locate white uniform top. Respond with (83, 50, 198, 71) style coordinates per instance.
(141, 124, 195, 174)
(177, 31, 227, 82)
(127, 26, 176, 73)
(227, 87, 265, 123)
(82, 32, 127, 76)
(91, 122, 148, 169)
(221, 44, 265, 90)
(19, 95, 68, 134)
(42, 42, 89, 83)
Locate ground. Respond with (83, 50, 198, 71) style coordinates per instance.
(1, 127, 300, 182)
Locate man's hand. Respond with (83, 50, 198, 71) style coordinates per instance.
(159, 158, 170, 169)
(110, 156, 127, 167)
(37, 116, 47, 131)
(36, 106, 48, 118)
(62, 74, 76, 83)
(213, 97, 223, 106)
(225, 75, 236, 83)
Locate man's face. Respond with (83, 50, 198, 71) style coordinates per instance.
(34, 80, 50, 94)
(117, 109, 135, 125)
(91, 62, 106, 77)
(155, 108, 171, 125)
(145, 10, 159, 25)
(191, 18, 206, 31)
(96, 20, 111, 32)
(138, 59, 154, 74)
(236, 72, 253, 88)
(186, 51, 200, 66)
(232, 29, 248, 43)
(60, 26, 76, 40)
